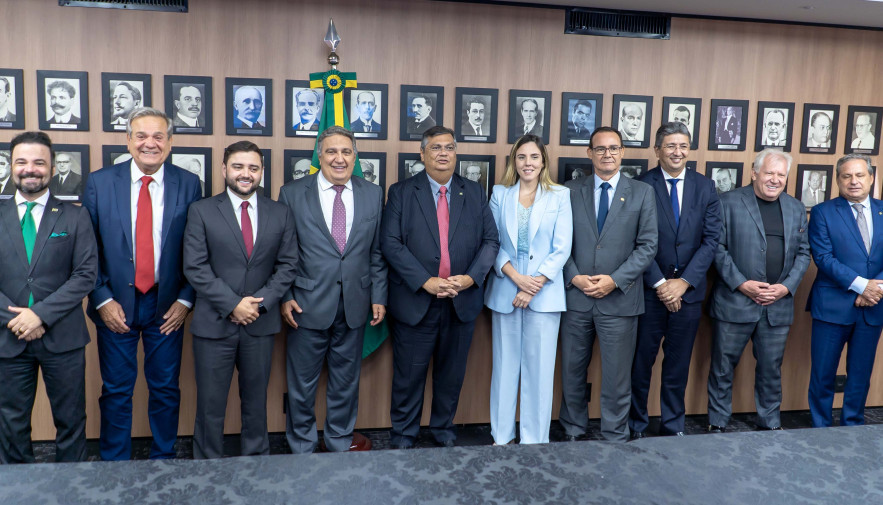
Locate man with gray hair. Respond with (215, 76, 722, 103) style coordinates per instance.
(706, 148, 810, 433)
(807, 154, 883, 428)
(851, 113, 875, 149)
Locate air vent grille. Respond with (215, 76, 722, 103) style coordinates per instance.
(566, 8, 670, 39)
(59, 0, 188, 12)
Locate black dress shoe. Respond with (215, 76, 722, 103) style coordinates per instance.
(673, 432, 686, 437)
(391, 441, 414, 450)
(707, 424, 725, 433)
(756, 426, 784, 431)
(561, 433, 585, 442)
(629, 430, 646, 440)
(435, 439, 455, 448)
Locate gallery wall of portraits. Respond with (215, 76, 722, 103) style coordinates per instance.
(5, 0, 883, 440)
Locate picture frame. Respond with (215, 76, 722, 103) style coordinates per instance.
(558, 157, 593, 184)
(164, 75, 212, 135)
(283, 149, 314, 184)
(344, 83, 388, 140)
(400, 85, 444, 141)
(455, 87, 498, 144)
(357, 151, 387, 193)
(171, 146, 213, 198)
(708, 99, 748, 151)
(0, 69, 25, 130)
(794, 164, 833, 210)
(457, 154, 496, 197)
(101, 144, 131, 167)
(612, 94, 653, 148)
(225, 77, 272, 136)
(754, 101, 795, 152)
(0, 142, 11, 199)
(619, 159, 649, 179)
(37, 70, 89, 132)
(800, 103, 839, 155)
(286, 80, 324, 138)
(258, 148, 272, 197)
(102, 72, 151, 133)
(844, 105, 883, 155)
(508, 89, 552, 144)
(398, 153, 424, 182)
(661, 97, 701, 150)
(50, 144, 89, 202)
(560, 92, 602, 146)
(705, 161, 744, 194)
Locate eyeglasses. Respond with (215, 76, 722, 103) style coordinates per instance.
(428, 145, 456, 153)
(591, 146, 622, 155)
(661, 143, 690, 153)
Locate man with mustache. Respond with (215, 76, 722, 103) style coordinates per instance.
(173, 85, 202, 128)
(232, 86, 265, 129)
(46, 80, 80, 125)
(110, 81, 142, 128)
(294, 89, 320, 131)
(183, 140, 297, 458)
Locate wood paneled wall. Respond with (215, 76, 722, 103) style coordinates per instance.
(7, 0, 881, 440)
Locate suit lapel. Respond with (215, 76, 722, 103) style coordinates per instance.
(599, 177, 631, 242)
(870, 199, 883, 254)
(251, 196, 272, 262)
(304, 175, 341, 255)
(580, 180, 600, 240)
(343, 178, 368, 255)
(115, 166, 134, 256)
(28, 198, 62, 273)
(741, 188, 766, 242)
(161, 164, 179, 249)
(651, 169, 678, 234)
(505, 182, 519, 249)
(0, 199, 28, 269)
(836, 197, 870, 256)
(780, 195, 793, 262)
(415, 174, 441, 250)
(529, 185, 551, 244)
(447, 175, 465, 242)
(216, 192, 250, 260)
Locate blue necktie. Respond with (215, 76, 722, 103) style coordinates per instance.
(668, 179, 680, 228)
(597, 182, 611, 233)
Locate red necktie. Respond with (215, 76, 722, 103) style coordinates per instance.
(437, 186, 450, 278)
(134, 175, 154, 293)
(241, 201, 254, 258)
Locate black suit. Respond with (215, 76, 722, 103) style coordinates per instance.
(408, 116, 435, 135)
(460, 119, 488, 137)
(381, 171, 498, 445)
(48, 114, 80, 125)
(351, 117, 381, 132)
(49, 172, 82, 196)
(0, 178, 15, 195)
(0, 111, 15, 122)
(0, 196, 97, 463)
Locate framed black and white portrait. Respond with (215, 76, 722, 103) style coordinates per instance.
(49, 144, 89, 202)
(558, 157, 593, 184)
(400, 85, 444, 141)
(662, 97, 701, 150)
(708, 99, 748, 151)
(0, 69, 24, 130)
(286, 80, 324, 137)
(795, 164, 832, 209)
(620, 159, 648, 179)
(612, 95, 652, 148)
(101, 145, 131, 168)
(171, 147, 212, 198)
(0, 142, 11, 198)
(455, 87, 498, 144)
(164, 75, 212, 135)
(800, 104, 839, 155)
(561, 92, 602, 146)
(457, 154, 496, 197)
(102, 72, 151, 132)
(754, 101, 794, 152)
(37, 70, 89, 132)
(844, 105, 883, 155)
(508, 90, 551, 144)
(283, 149, 314, 184)
(398, 153, 424, 182)
(358, 152, 387, 190)
(226, 78, 272, 136)
(345, 83, 388, 140)
(705, 162, 743, 194)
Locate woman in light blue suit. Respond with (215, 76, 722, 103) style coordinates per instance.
(485, 134, 573, 444)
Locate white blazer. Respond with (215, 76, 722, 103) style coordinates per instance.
(485, 182, 573, 313)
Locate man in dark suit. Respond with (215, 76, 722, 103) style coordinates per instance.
(707, 148, 810, 432)
(381, 125, 499, 448)
(715, 106, 740, 145)
(566, 100, 593, 141)
(559, 126, 658, 442)
(83, 107, 202, 460)
(630, 123, 721, 438)
(0, 131, 97, 463)
(294, 89, 321, 131)
(516, 98, 543, 136)
(460, 96, 488, 137)
(278, 126, 387, 454)
(408, 94, 436, 135)
(172, 85, 202, 128)
(808, 154, 883, 427)
(0, 77, 16, 123)
(0, 151, 15, 195)
(183, 141, 297, 458)
(46, 80, 80, 125)
(48, 152, 82, 197)
(232, 86, 265, 129)
(350, 91, 381, 133)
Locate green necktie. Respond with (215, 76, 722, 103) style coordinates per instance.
(21, 201, 36, 307)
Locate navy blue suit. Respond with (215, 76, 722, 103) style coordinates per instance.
(807, 196, 883, 427)
(381, 171, 499, 445)
(83, 161, 201, 460)
(630, 167, 721, 435)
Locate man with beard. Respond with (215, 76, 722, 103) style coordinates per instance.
(110, 82, 142, 127)
(232, 86, 265, 129)
(173, 85, 202, 128)
(0, 131, 98, 463)
(761, 109, 787, 147)
(46, 80, 80, 125)
(48, 152, 82, 197)
(351, 91, 380, 133)
(0, 151, 14, 195)
(183, 141, 297, 458)
(294, 89, 320, 131)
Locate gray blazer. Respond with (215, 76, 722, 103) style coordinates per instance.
(183, 192, 298, 338)
(709, 185, 810, 326)
(278, 173, 387, 330)
(563, 174, 658, 316)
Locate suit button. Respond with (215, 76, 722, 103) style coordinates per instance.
(27, 277, 33, 283)
(129, 258, 134, 263)
(336, 281, 341, 285)
(761, 249, 765, 252)
(596, 245, 601, 250)
(128, 283, 133, 287)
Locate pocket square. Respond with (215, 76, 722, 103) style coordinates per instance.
(49, 231, 68, 238)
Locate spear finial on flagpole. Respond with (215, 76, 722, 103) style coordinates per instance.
(325, 18, 341, 69)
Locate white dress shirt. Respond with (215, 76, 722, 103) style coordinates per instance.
(317, 171, 354, 240)
(227, 187, 259, 245)
(15, 190, 50, 230)
(849, 196, 875, 295)
(175, 112, 198, 127)
(653, 169, 688, 288)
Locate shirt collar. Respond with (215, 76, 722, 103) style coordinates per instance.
(15, 190, 50, 208)
(130, 160, 165, 185)
(226, 187, 258, 209)
(237, 115, 254, 128)
(852, 196, 871, 210)
(176, 112, 198, 127)
(317, 169, 353, 191)
(54, 110, 73, 123)
(594, 171, 621, 191)
(426, 171, 452, 196)
(662, 168, 686, 182)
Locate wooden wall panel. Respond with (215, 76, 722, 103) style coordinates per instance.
(6, 0, 881, 440)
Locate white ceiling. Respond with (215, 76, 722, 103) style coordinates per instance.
(500, 0, 883, 29)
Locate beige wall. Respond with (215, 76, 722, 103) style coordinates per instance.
(5, 0, 881, 440)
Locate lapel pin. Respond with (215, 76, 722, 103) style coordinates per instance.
(51, 208, 58, 212)
(620, 197, 625, 202)
(459, 192, 463, 196)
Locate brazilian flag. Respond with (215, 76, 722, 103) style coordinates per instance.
(307, 68, 387, 358)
